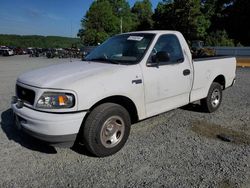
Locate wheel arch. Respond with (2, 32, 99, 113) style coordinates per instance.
(212, 75, 226, 90)
(87, 95, 139, 124)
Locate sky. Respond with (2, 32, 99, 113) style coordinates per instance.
(0, 0, 161, 38)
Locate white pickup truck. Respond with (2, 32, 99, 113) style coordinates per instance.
(12, 31, 236, 157)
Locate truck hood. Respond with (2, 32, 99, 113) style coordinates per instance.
(17, 61, 122, 89)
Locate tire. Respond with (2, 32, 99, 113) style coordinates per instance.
(201, 82, 223, 113)
(83, 103, 131, 157)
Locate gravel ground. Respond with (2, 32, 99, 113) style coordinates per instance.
(0, 55, 249, 188)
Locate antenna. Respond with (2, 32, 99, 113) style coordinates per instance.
(118, 8, 123, 34)
(70, 20, 73, 62)
(71, 20, 73, 38)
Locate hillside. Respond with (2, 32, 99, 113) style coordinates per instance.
(0, 34, 81, 48)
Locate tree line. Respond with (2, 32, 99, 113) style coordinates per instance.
(78, 0, 250, 46)
(0, 35, 81, 48)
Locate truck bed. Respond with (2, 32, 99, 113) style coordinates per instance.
(190, 56, 236, 102)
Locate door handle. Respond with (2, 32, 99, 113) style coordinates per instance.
(183, 69, 190, 76)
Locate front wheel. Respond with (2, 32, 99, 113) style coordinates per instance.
(201, 82, 223, 113)
(83, 103, 131, 157)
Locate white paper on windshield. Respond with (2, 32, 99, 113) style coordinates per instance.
(127, 36, 144, 41)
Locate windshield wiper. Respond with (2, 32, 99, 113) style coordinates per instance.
(88, 58, 120, 64)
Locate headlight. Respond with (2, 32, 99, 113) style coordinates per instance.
(36, 92, 75, 109)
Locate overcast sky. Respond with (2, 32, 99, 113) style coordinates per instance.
(0, 0, 161, 37)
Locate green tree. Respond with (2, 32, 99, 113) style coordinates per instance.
(153, 0, 210, 40)
(201, 0, 250, 45)
(131, 0, 153, 30)
(201, 0, 234, 32)
(108, 0, 136, 32)
(205, 30, 234, 46)
(0, 35, 80, 48)
(153, 1, 173, 30)
(225, 0, 250, 45)
(79, 0, 136, 45)
(79, 0, 118, 45)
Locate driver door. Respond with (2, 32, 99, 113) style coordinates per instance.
(142, 34, 193, 117)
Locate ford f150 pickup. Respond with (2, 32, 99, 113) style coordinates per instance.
(11, 31, 236, 157)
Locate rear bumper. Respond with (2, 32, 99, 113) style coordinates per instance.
(11, 103, 86, 144)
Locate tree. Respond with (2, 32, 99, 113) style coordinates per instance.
(107, 0, 136, 32)
(0, 35, 80, 48)
(205, 30, 234, 46)
(201, 0, 234, 32)
(153, 1, 174, 30)
(79, 0, 136, 45)
(225, 0, 250, 45)
(201, 0, 250, 45)
(153, 0, 210, 40)
(131, 0, 153, 30)
(79, 0, 118, 45)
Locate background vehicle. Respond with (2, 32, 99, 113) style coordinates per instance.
(11, 31, 236, 157)
(0, 48, 14, 56)
(191, 40, 215, 58)
(81, 46, 96, 60)
(14, 47, 27, 55)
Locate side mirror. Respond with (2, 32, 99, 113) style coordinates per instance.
(154, 51, 170, 63)
(147, 51, 170, 67)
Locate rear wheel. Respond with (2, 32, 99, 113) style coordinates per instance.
(83, 103, 131, 157)
(201, 82, 223, 113)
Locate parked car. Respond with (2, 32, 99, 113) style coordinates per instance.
(26, 47, 34, 55)
(14, 47, 26, 55)
(46, 49, 56, 58)
(81, 46, 96, 59)
(1, 49, 14, 56)
(11, 31, 236, 157)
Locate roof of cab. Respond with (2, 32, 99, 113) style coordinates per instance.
(120, 30, 181, 35)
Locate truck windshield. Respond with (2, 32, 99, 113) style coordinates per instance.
(85, 33, 155, 65)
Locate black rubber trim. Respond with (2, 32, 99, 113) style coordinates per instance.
(183, 69, 191, 76)
(21, 126, 77, 143)
(132, 79, 142, 84)
(229, 78, 236, 88)
(193, 56, 235, 61)
(23, 104, 89, 114)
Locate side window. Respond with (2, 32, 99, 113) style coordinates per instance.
(152, 34, 184, 64)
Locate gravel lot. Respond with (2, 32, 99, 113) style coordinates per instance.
(0, 55, 249, 188)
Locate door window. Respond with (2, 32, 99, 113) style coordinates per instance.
(152, 34, 184, 64)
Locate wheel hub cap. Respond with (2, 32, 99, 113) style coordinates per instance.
(100, 116, 125, 148)
(211, 88, 221, 108)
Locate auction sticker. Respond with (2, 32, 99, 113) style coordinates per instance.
(127, 36, 144, 41)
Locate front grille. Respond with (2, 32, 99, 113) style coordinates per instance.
(16, 85, 36, 105)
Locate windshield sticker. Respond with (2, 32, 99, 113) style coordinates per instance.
(127, 36, 144, 41)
